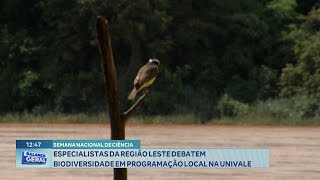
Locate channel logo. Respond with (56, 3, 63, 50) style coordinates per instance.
(22, 151, 47, 165)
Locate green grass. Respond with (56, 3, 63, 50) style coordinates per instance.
(0, 112, 319, 125)
(127, 114, 201, 125)
(209, 115, 320, 126)
(0, 112, 109, 124)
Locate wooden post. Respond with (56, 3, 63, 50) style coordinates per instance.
(96, 16, 153, 180)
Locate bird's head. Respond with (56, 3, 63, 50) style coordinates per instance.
(148, 59, 160, 66)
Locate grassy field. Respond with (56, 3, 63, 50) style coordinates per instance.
(0, 112, 320, 126)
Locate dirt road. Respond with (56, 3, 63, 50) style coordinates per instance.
(0, 124, 319, 180)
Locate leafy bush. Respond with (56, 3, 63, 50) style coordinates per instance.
(217, 94, 249, 117)
(252, 94, 319, 119)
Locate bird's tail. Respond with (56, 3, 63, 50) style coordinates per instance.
(128, 88, 138, 100)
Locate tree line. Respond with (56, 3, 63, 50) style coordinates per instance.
(1, 0, 320, 120)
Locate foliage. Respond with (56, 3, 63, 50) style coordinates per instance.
(0, 0, 320, 123)
(252, 94, 319, 119)
(280, 8, 320, 100)
(217, 94, 250, 117)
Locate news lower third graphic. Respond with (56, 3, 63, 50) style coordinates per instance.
(16, 140, 269, 168)
(21, 151, 47, 165)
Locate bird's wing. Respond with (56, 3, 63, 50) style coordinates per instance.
(134, 64, 159, 88)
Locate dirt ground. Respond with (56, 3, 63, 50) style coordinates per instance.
(0, 123, 319, 180)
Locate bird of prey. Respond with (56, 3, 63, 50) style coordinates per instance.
(128, 59, 160, 100)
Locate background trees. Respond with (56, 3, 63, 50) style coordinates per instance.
(1, 0, 320, 121)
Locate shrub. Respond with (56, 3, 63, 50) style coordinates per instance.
(217, 94, 250, 117)
(252, 94, 319, 119)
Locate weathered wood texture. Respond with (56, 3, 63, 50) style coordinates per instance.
(96, 16, 153, 180)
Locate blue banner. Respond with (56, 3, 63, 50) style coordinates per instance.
(16, 140, 52, 149)
(16, 140, 269, 168)
(16, 140, 141, 149)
